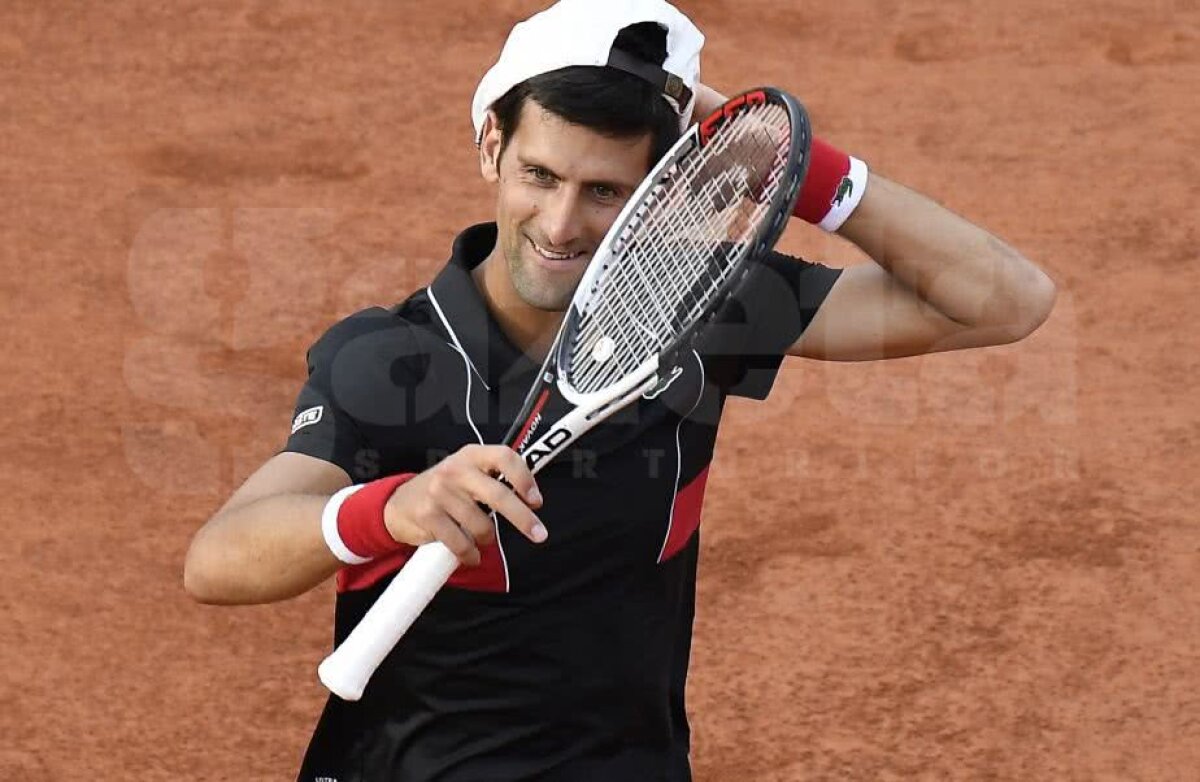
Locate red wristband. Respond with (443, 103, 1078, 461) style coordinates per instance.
(793, 137, 869, 232)
(322, 474, 416, 564)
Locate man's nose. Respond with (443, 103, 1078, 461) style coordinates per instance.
(540, 186, 584, 249)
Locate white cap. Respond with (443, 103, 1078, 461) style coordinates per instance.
(471, 0, 705, 145)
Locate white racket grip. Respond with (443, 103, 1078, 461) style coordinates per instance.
(317, 541, 459, 701)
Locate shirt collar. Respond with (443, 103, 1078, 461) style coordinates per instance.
(428, 223, 538, 389)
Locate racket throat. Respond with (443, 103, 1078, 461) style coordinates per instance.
(583, 378, 656, 422)
(511, 388, 553, 453)
(520, 375, 659, 472)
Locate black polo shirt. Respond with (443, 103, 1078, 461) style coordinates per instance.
(287, 223, 840, 782)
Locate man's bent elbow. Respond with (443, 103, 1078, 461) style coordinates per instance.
(985, 259, 1057, 345)
(183, 531, 236, 605)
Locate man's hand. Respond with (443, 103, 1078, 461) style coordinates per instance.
(383, 445, 546, 566)
(690, 82, 728, 125)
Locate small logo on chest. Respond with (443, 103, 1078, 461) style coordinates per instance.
(642, 366, 684, 400)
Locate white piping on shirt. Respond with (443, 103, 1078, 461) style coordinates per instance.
(657, 350, 706, 564)
(425, 286, 510, 591)
(427, 286, 491, 392)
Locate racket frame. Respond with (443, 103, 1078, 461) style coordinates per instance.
(515, 87, 810, 463)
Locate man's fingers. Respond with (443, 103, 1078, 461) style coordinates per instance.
(461, 469, 548, 545)
(425, 511, 481, 567)
(441, 491, 497, 548)
(464, 444, 542, 507)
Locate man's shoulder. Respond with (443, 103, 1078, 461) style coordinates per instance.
(305, 290, 443, 375)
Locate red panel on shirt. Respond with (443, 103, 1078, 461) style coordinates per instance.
(659, 464, 711, 563)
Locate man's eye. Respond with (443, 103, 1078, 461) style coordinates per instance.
(529, 167, 554, 183)
(593, 186, 618, 201)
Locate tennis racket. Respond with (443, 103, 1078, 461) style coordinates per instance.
(319, 87, 812, 701)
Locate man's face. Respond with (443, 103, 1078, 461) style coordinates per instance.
(481, 102, 653, 311)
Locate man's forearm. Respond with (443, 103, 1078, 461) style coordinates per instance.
(838, 173, 1056, 332)
(184, 494, 342, 606)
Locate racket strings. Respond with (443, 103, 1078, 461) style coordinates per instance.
(574, 124, 790, 392)
(569, 102, 794, 394)
(579, 131, 785, 374)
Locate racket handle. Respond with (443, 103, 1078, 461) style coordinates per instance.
(317, 542, 459, 701)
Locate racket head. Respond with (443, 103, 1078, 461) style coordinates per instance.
(554, 87, 812, 405)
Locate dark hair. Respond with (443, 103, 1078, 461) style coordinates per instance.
(490, 22, 682, 167)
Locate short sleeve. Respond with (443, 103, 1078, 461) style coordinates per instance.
(282, 308, 395, 479)
(696, 250, 842, 400)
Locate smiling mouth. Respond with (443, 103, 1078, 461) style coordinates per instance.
(527, 235, 588, 262)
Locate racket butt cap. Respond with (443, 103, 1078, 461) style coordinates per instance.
(318, 658, 367, 702)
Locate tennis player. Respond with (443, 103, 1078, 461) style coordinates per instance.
(183, 1, 1056, 779)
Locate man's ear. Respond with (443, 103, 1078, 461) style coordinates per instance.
(479, 111, 503, 184)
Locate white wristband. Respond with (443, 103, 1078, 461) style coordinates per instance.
(818, 156, 870, 233)
(321, 484, 372, 565)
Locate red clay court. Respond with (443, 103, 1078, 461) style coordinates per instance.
(1, 1, 1196, 779)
